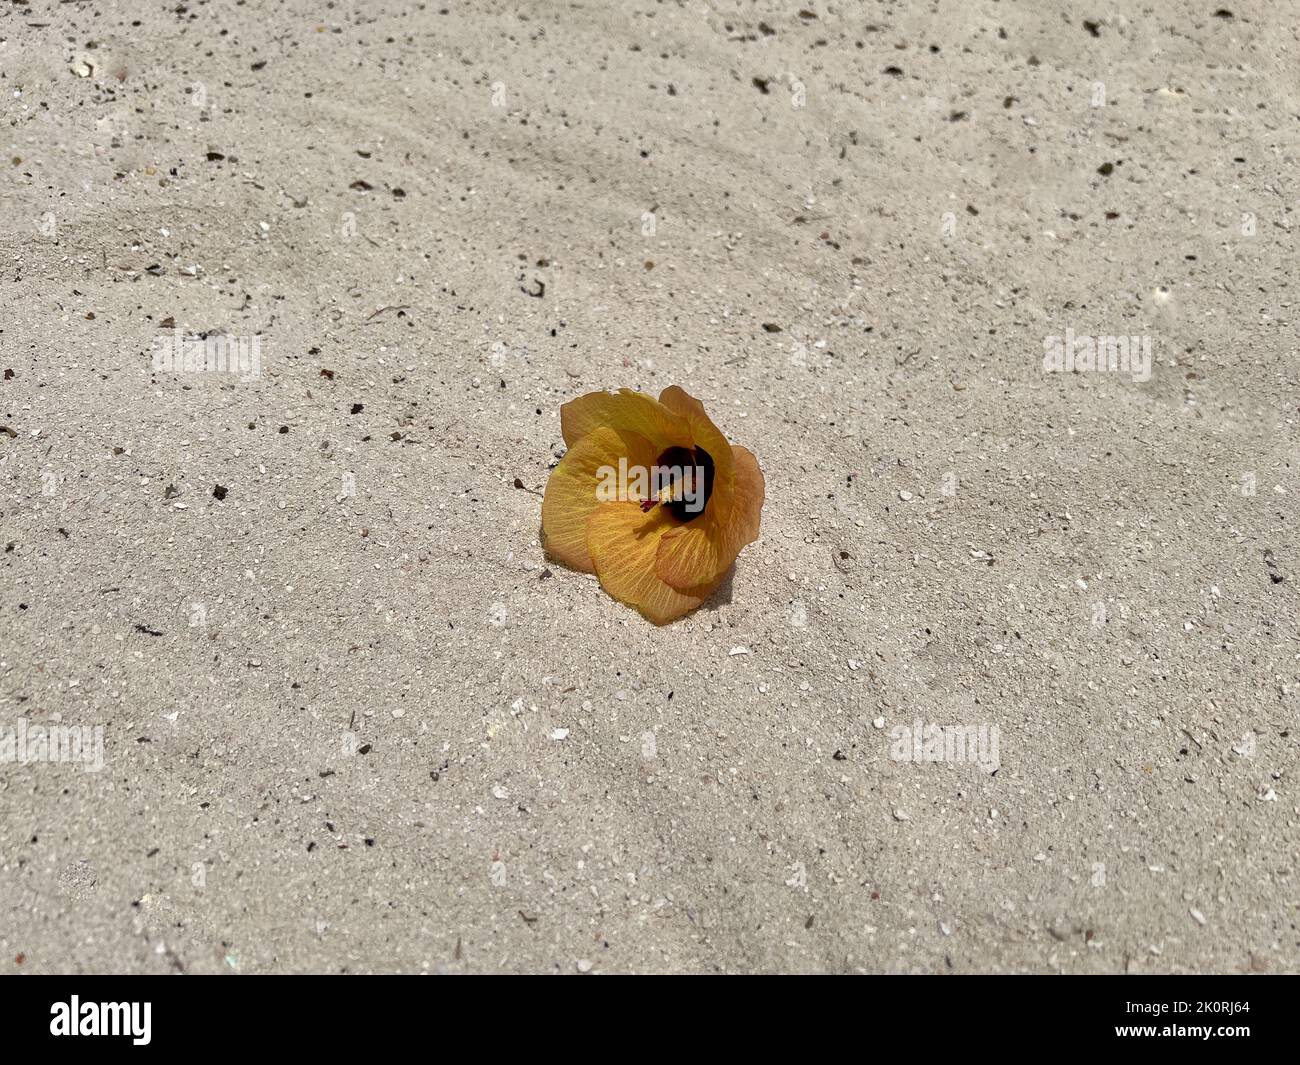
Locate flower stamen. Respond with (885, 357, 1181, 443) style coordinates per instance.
(640, 468, 693, 512)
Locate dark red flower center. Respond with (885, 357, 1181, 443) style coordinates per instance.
(638, 446, 714, 522)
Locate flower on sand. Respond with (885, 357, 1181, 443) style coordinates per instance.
(541, 386, 765, 624)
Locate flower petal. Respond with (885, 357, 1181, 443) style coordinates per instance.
(657, 385, 735, 499)
(541, 426, 658, 572)
(655, 444, 764, 588)
(726, 443, 765, 541)
(587, 502, 726, 624)
(561, 388, 691, 450)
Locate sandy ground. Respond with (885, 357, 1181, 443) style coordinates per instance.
(1, 0, 1297, 974)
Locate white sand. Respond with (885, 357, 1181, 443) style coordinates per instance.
(0, 1, 1295, 973)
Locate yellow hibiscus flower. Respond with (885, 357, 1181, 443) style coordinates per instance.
(541, 386, 765, 624)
